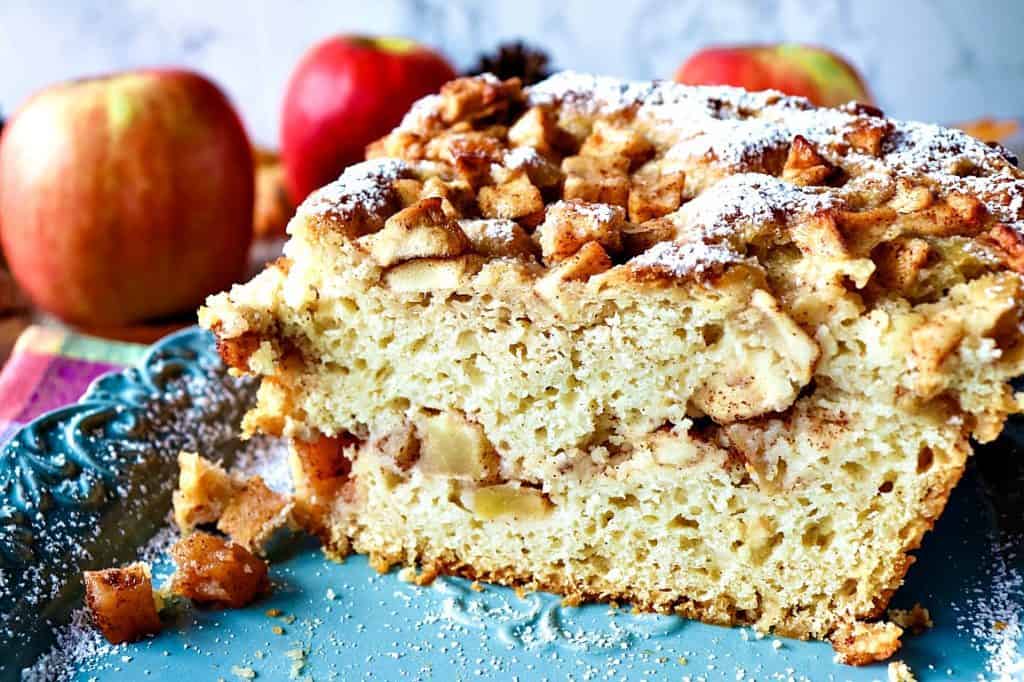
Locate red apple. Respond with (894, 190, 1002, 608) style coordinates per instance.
(0, 69, 253, 326)
(281, 35, 456, 204)
(675, 44, 871, 107)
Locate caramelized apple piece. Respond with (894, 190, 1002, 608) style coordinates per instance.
(170, 532, 269, 608)
(83, 562, 162, 644)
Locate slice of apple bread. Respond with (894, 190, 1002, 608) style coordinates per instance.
(200, 73, 1024, 653)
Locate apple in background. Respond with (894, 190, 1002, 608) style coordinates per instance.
(0, 69, 253, 327)
(675, 44, 871, 107)
(281, 35, 456, 204)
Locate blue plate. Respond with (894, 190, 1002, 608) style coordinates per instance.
(4, 329, 1022, 681)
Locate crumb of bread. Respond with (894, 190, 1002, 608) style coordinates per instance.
(888, 659, 917, 681)
(830, 620, 903, 665)
(888, 603, 934, 634)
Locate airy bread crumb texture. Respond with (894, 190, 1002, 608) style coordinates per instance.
(199, 73, 1024, 656)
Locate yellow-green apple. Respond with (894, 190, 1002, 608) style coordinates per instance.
(0, 69, 253, 326)
(281, 35, 456, 204)
(675, 44, 871, 107)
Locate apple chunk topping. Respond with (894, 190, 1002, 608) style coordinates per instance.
(535, 200, 625, 264)
(417, 411, 498, 480)
(466, 483, 553, 520)
(83, 562, 163, 644)
(170, 531, 269, 609)
(366, 197, 470, 267)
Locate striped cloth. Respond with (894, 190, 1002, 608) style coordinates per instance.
(0, 325, 147, 447)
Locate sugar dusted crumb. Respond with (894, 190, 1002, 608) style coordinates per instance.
(230, 665, 256, 679)
(888, 603, 933, 635)
(888, 660, 917, 681)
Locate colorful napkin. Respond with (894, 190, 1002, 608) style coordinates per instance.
(0, 325, 147, 447)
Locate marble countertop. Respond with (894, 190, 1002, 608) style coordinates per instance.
(1, 0, 1022, 145)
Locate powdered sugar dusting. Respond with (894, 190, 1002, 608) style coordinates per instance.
(230, 434, 292, 494)
(298, 159, 408, 218)
(956, 537, 1024, 680)
(527, 71, 801, 120)
(684, 173, 837, 241)
(398, 93, 443, 131)
(315, 72, 1024, 244)
(555, 199, 620, 223)
(504, 146, 544, 170)
(629, 240, 743, 278)
(523, 72, 1024, 234)
(22, 608, 125, 682)
(480, 219, 517, 242)
(881, 122, 1024, 230)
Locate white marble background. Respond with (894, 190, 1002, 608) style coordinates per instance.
(1, 0, 1022, 146)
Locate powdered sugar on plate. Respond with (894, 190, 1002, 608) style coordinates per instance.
(230, 434, 292, 494)
(955, 536, 1024, 680)
(21, 434, 294, 682)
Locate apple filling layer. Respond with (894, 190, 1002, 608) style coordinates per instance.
(286, 393, 967, 640)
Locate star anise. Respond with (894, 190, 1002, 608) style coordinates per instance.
(465, 41, 552, 86)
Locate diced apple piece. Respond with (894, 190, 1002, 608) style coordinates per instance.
(170, 532, 269, 608)
(83, 562, 162, 644)
(457, 218, 537, 259)
(366, 197, 469, 267)
(692, 290, 817, 422)
(477, 170, 544, 219)
(294, 433, 357, 481)
(469, 483, 552, 520)
(418, 412, 496, 479)
(384, 255, 484, 292)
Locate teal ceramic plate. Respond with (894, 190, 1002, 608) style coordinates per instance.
(4, 329, 1023, 681)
